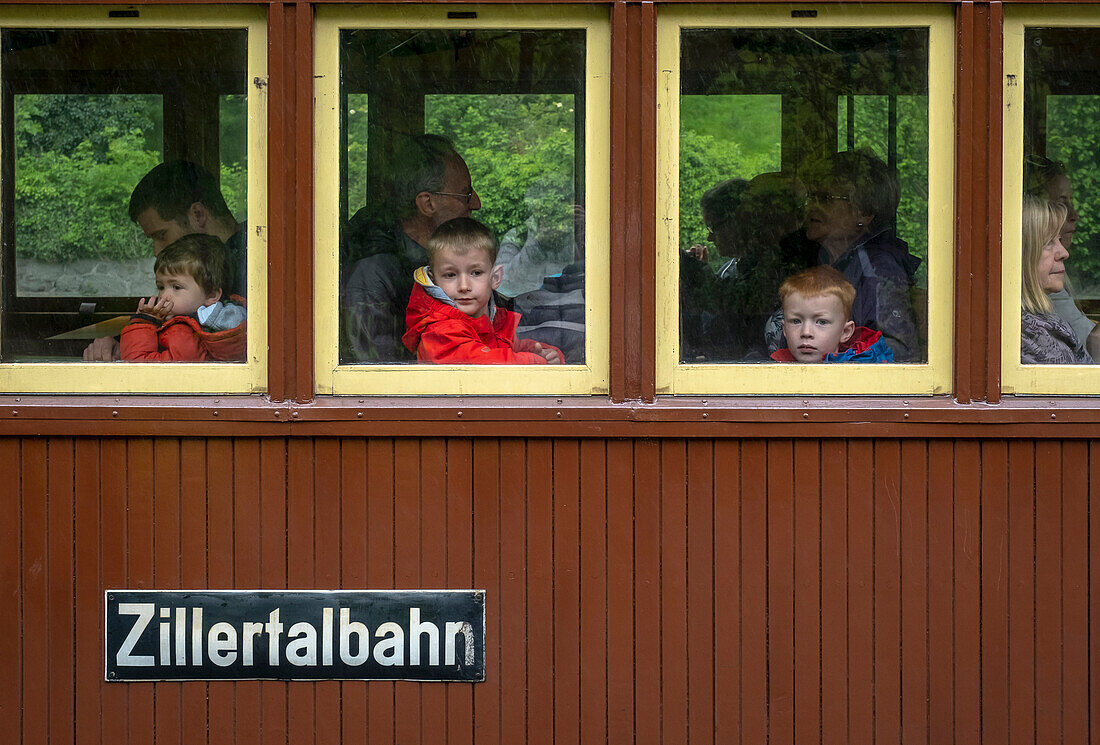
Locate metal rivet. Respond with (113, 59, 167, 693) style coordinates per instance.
(702, 412, 708, 419)
(904, 412, 910, 419)
(274, 411, 281, 417)
(903, 400, 910, 406)
(107, 593, 114, 600)
(457, 411, 463, 417)
(10, 410, 16, 417)
(556, 411, 562, 418)
(14, 398, 19, 403)
(212, 411, 219, 417)
(701, 399, 708, 405)
(291, 412, 299, 419)
(357, 412, 363, 418)
(557, 399, 563, 404)
(213, 399, 219, 404)
(108, 671, 116, 678)
(1051, 413, 1057, 419)
(803, 412, 809, 419)
(112, 411, 118, 418)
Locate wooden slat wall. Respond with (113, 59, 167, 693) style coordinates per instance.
(2, 435, 1095, 743)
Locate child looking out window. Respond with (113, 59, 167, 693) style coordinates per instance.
(121, 234, 247, 362)
(770, 265, 893, 363)
(402, 217, 563, 364)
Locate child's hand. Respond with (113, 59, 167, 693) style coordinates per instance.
(534, 343, 562, 365)
(136, 295, 173, 322)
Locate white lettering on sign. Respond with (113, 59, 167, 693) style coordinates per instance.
(113, 605, 473, 670)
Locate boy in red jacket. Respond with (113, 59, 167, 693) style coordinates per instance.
(769, 265, 894, 363)
(402, 217, 563, 364)
(121, 234, 247, 362)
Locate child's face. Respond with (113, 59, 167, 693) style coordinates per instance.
(155, 271, 220, 318)
(431, 246, 502, 319)
(781, 291, 856, 363)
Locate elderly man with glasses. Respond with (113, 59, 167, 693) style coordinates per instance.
(341, 134, 481, 362)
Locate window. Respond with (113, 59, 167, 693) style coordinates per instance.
(0, 6, 267, 393)
(656, 5, 953, 394)
(314, 5, 609, 395)
(1003, 8, 1100, 393)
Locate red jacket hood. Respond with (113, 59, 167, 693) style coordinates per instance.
(403, 282, 521, 354)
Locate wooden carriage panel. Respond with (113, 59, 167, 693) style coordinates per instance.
(3, 434, 1096, 743)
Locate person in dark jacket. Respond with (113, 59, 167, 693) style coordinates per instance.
(342, 135, 482, 362)
(791, 149, 923, 361)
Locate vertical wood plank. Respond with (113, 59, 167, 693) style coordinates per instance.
(103, 437, 134, 739)
(954, 441, 982, 744)
(1092, 441, 1100, 745)
(900, 440, 930, 745)
(206, 439, 236, 745)
(740, 440, 767, 743)
(73, 439, 101, 745)
(686, 439, 716, 744)
(259, 438, 288, 745)
(526, 439, 554, 745)
(607, 439, 635, 745)
(767, 439, 795, 745)
(314, 439, 342, 745)
(367, 438, 396, 745)
(633, 439, 661, 745)
(846, 439, 874, 745)
(446, 439, 475, 745)
(1061, 440, 1088, 744)
(420, 438, 449, 745)
(927, 440, 956, 745)
(233, 439, 263, 745)
(287, 438, 316, 745)
(473, 439, 502, 745)
(660, 440, 687, 745)
(873, 440, 902, 745)
(1007, 439, 1036, 745)
(152, 439, 182, 745)
(713, 440, 740, 744)
(178, 439, 208, 745)
(819, 440, 848, 745)
(552, 440, 581, 745)
(394, 438, 422, 745)
(46, 439, 75, 745)
(21, 440, 48, 745)
(792, 440, 821, 745)
(1035, 440, 1062, 745)
(339, 439, 368, 745)
(0, 440, 22, 742)
(980, 440, 1009, 745)
(578, 440, 608, 745)
(499, 439, 527, 745)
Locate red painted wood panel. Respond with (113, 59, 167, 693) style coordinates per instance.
(2, 435, 1100, 744)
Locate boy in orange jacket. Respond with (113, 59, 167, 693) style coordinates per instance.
(402, 217, 563, 364)
(121, 234, 247, 362)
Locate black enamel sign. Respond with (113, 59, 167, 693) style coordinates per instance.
(105, 590, 485, 682)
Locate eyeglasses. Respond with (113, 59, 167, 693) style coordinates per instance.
(431, 189, 476, 206)
(809, 191, 852, 204)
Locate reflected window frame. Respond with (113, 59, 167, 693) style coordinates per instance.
(1003, 6, 1100, 394)
(313, 4, 611, 396)
(0, 5, 268, 394)
(656, 4, 954, 395)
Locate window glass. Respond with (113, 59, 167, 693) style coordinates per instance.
(1020, 27, 1100, 365)
(677, 27, 930, 365)
(338, 28, 587, 367)
(1, 28, 251, 365)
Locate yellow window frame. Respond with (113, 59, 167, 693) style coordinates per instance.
(1003, 6, 1100, 395)
(314, 5, 610, 396)
(0, 5, 268, 394)
(656, 4, 954, 395)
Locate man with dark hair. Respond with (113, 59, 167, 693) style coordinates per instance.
(83, 160, 246, 361)
(341, 134, 481, 362)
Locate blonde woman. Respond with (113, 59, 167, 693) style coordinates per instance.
(1021, 194, 1094, 364)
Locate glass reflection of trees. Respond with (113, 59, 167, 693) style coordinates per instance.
(678, 27, 930, 364)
